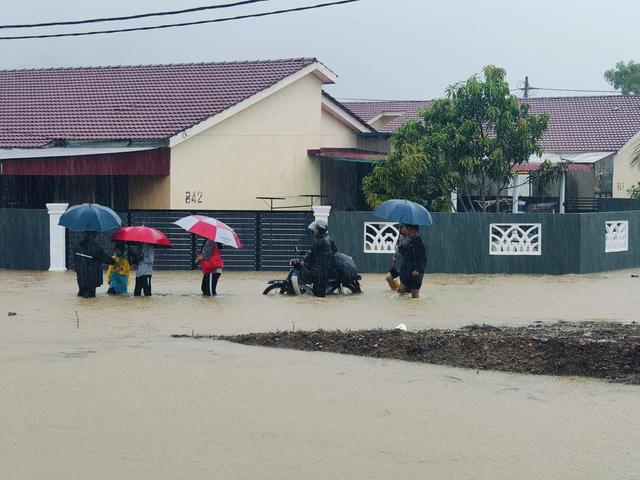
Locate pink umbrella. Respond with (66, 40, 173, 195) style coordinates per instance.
(174, 215, 242, 249)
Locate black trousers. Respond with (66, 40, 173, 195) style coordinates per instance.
(134, 275, 152, 296)
(201, 272, 221, 296)
(312, 272, 328, 298)
(77, 287, 96, 298)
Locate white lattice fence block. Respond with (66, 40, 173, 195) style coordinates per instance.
(364, 222, 399, 253)
(490, 223, 542, 256)
(605, 221, 628, 253)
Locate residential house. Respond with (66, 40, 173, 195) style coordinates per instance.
(0, 58, 375, 211)
(344, 95, 640, 201)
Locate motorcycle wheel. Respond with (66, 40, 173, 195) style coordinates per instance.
(343, 281, 362, 294)
(263, 284, 286, 295)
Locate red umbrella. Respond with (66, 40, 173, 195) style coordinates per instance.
(110, 226, 172, 248)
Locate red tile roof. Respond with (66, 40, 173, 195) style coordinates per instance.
(344, 95, 640, 152)
(0, 58, 319, 148)
(343, 100, 430, 134)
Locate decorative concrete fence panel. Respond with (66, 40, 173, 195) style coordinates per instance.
(364, 222, 399, 253)
(489, 223, 542, 256)
(605, 221, 628, 253)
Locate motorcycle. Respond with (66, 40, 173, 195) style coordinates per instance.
(263, 248, 362, 296)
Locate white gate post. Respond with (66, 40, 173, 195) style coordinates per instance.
(450, 190, 458, 212)
(510, 176, 519, 213)
(46, 203, 68, 271)
(559, 171, 566, 214)
(312, 205, 331, 225)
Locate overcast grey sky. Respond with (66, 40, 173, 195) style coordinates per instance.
(0, 0, 638, 100)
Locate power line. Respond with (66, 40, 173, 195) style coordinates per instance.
(0, 0, 273, 30)
(0, 0, 360, 41)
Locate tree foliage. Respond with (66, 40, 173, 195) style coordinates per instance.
(362, 65, 549, 212)
(604, 60, 640, 95)
(628, 183, 640, 199)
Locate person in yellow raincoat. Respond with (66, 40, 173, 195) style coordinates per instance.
(106, 243, 131, 295)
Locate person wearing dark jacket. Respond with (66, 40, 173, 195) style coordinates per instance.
(398, 224, 427, 299)
(74, 231, 115, 298)
(303, 220, 336, 297)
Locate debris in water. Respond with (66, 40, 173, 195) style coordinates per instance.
(8, 312, 17, 316)
(395, 323, 408, 332)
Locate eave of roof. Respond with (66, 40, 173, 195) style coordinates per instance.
(307, 147, 387, 163)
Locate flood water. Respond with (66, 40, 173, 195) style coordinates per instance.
(2, 269, 640, 479)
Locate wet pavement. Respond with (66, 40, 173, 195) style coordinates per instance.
(1, 269, 640, 479)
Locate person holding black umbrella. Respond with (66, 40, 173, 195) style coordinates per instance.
(58, 203, 122, 299)
(397, 224, 427, 299)
(74, 231, 115, 298)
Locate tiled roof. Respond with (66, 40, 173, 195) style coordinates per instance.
(0, 58, 319, 148)
(343, 96, 640, 152)
(343, 100, 430, 134)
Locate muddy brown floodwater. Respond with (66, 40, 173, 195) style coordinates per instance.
(1, 269, 640, 479)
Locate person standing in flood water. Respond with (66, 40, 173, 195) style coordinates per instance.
(386, 224, 409, 291)
(74, 231, 115, 298)
(397, 224, 426, 299)
(130, 243, 155, 297)
(106, 243, 130, 296)
(196, 239, 224, 296)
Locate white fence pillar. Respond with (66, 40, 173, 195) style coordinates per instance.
(559, 172, 566, 214)
(46, 203, 68, 271)
(450, 190, 458, 212)
(510, 177, 519, 213)
(312, 205, 331, 225)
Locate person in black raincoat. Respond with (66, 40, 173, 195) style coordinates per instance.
(74, 231, 115, 298)
(302, 220, 336, 297)
(397, 224, 427, 299)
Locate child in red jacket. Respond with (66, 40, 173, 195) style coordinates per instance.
(196, 239, 224, 296)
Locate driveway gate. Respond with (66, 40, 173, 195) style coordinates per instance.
(66, 210, 313, 271)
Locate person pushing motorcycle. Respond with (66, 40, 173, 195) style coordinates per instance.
(301, 220, 337, 297)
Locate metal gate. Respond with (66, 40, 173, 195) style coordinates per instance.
(66, 209, 313, 271)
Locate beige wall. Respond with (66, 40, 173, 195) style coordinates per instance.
(320, 108, 358, 148)
(170, 74, 329, 210)
(612, 130, 640, 198)
(129, 176, 170, 209)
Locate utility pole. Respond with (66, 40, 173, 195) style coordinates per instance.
(524, 76, 530, 98)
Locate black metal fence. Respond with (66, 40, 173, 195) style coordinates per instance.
(65, 209, 313, 271)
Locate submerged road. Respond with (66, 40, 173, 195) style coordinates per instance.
(1, 270, 639, 479)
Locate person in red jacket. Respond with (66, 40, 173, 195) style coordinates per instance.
(196, 239, 224, 296)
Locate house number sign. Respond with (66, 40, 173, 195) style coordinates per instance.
(185, 191, 204, 204)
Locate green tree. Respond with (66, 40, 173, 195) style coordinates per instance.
(604, 60, 640, 95)
(627, 183, 640, 199)
(362, 65, 549, 212)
